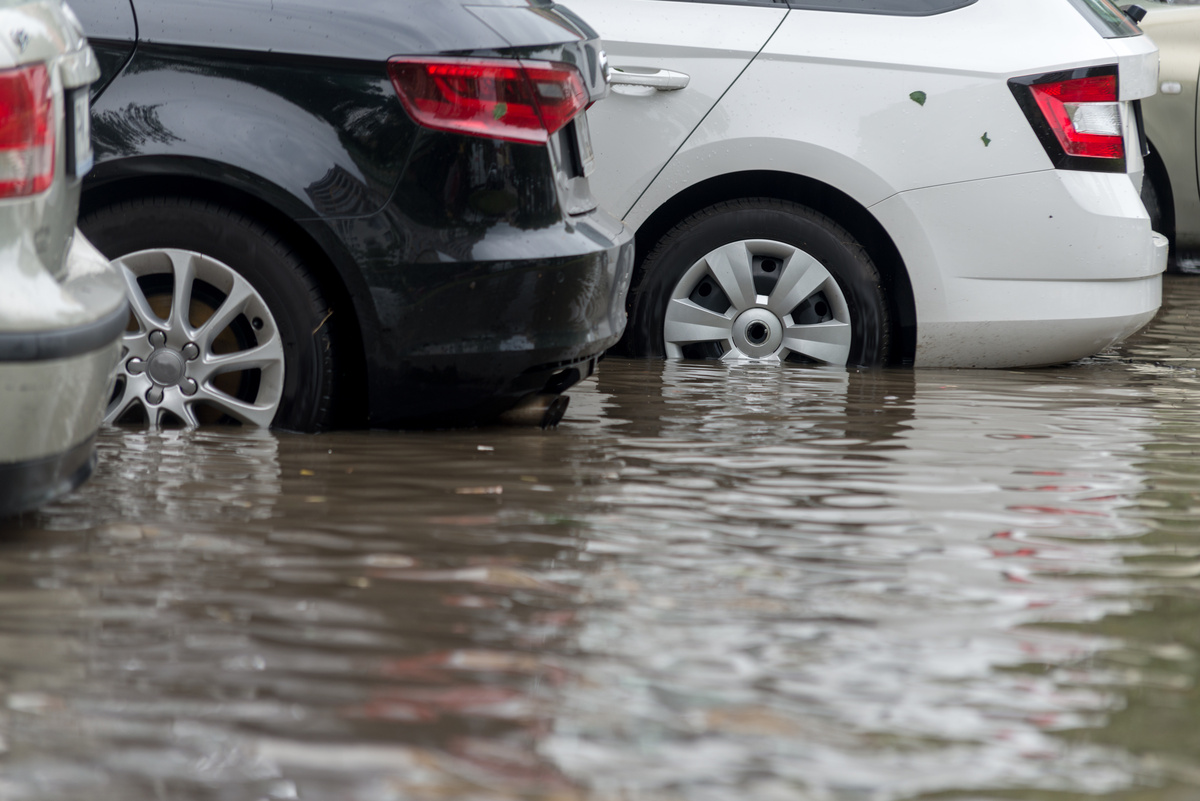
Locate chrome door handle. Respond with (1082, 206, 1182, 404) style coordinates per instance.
(608, 67, 690, 91)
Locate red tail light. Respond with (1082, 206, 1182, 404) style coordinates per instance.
(1030, 75, 1122, 158)
(0, 63, 53, 197)
(388, 56, 588, 145)
(1009, 66, 1125, 173)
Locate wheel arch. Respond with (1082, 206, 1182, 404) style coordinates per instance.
(1142, 137, 1177, 266)
(80, 160, 372, 427)
(630, 170, 917, 365)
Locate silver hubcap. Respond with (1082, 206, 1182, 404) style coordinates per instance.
(107, 248, 285, 428)
(663, 239, 853, 363)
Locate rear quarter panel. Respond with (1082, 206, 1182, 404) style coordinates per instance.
(67, 0, 136, 97)
(628, 0, 1151, 229)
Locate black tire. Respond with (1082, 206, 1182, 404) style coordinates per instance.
(621, 198, 890, 366)
(80, 196, 337, 431)
(1141, 173, 1165, 239)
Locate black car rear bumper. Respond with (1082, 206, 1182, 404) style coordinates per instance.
(362, 212, 635, 426)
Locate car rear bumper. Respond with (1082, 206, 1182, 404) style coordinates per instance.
(0, 433, 98, 519)
(873, 169, 1166, 368)
(364, 210, 635, 426)
(0, 233, 125, 516)
(0, 341, 122, 516)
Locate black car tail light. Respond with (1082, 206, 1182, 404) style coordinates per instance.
(0, 63, 53, 197)
(1009, 65, 1125, 173)
(388, 56, 588, 145)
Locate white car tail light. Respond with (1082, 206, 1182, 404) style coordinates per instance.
(0, 63, 53, 197)
(1009, 66, 1125, 172)
(387, 56, 588, 145)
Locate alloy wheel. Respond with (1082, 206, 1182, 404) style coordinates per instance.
(106, 248, 285, 428)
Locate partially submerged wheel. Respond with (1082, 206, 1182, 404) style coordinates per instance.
(81, 197, 337, 431)
(110, 249, 284, 428)
(623, 199, 890, 366)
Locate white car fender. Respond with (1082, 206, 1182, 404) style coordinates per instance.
(624, 134, 898, 232)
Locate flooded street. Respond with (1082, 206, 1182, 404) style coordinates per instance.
(6, 276, 1200, 800)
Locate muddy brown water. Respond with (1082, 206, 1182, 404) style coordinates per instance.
(6, 277, 1200, 800)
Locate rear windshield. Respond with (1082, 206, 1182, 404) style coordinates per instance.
(785, 0, 976, 12)
(1064, 0, 1142, 37)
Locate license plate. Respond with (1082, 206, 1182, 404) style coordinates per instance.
(71, 89, 93, 177)
(574, 110, 596, 177)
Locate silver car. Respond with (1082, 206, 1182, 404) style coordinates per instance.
(0, 0, 126, 517)
(1137, 1, 1200, 270)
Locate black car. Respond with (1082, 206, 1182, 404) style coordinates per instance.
(70, 0, 633, 430)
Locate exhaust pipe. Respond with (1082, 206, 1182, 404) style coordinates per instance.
(498, 392, 570, 429)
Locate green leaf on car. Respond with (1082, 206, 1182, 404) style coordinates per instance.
(494, 102, 508, 120)
(981, 132, 991, 147)
(909, 91, 926, 106)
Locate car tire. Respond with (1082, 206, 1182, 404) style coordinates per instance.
(80, 197, 337, 431)
(621, 199, 890, 366)
(1141, 173, 1164, 238)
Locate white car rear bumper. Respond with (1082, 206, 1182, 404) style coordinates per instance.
(873, 169, 1165, 368)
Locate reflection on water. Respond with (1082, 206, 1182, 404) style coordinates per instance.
(4, 277, 1200, 799)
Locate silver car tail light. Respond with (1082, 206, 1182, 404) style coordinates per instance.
(0, 63, 54, 197)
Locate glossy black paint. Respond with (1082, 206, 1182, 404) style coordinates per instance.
(72, 0, 136, 95)
(72, 0, 631, 427)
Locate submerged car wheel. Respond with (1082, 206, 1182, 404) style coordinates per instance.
(624, 199, 890, 365)
(80, 197, 337, 431)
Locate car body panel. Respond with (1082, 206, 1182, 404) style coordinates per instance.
(68, 0, 136, 96)
(89, 49, 413, 221)
(0, 342, 120, 465)
(872, 169, 1165, 366)
(101, 0, 603, 99)
(580, 0, 1163, 368)
(359, 212, 634, 422)
(566, 0, 786, 218)
(0, 236, 126, 514)
(135, 0, 506, 58)
(1138, 2, 1200, 265)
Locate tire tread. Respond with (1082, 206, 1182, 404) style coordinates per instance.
(623, 197, 890, 364)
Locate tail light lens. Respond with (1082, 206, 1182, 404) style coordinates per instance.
(0, 63, 53, 197)
(388, 56, 588, 145)
(1009, 66, 1125, 173)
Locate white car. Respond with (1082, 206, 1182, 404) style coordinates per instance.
(0, 0, 125, 516)
(572, 0, 1165, 368)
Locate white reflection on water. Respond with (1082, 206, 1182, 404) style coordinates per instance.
(545, 361, 1161, 800)
(44, 428, 282, 528)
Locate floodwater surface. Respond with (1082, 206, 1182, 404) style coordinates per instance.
(6, 277, 1200, 800)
